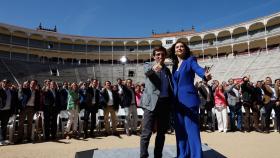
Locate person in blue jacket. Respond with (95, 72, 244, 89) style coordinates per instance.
(169, 41, 212, 158)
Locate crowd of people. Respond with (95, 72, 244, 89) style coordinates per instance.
(197, 76, 280, 133)
(0, 77, 145, 145)
(0, 48, 280, 157)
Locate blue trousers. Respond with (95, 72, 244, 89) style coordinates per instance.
(174, 104, 202, 158)
(228, 104, 242, 130)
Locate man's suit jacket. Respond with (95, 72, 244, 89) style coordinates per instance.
(101, 89, 120, 111)
(0, 88, 19, 114)
(139, 62, 173, 112)
(18, 88, 41, 111)
(120, 85, 133, 108)
(198, 84, 214, 109)
(262, 84, 280, 104)
(59, 88, 68, 110)
(43, 89, 61, 112)
(85, 87, 100, 112)
(172, 56, 205, 108)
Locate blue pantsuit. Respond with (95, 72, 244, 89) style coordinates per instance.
(172, 56, 206, 158)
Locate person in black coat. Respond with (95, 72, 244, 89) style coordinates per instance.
(59, 82, 69, 111)
(83, 79, 100, 138)
(43, 81, 61, 140)
(100, 81, 120, 136)
(0, 79, 18, 143)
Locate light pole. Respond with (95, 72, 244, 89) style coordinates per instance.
(120, 55, 127, 80)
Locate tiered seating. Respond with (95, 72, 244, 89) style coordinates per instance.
(197, 47, 280, 82)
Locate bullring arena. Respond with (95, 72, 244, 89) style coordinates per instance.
(0, 11, 280, 158)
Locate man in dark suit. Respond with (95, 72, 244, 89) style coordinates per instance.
(0, 79, 18, 144)
(198, 80, 215, 131)
(43, 81, 61, 140)
(101, 81, 120, 136)
(139, 46, 173, 158)
(59, 82, 69, 111)
(241, 76, 256, 132)
(83, 79, 100, 138)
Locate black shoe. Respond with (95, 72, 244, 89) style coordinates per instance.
(126, 130, 131, 136)
(15, 138, 23, 144)
(83, 133, 88, 139)
(131, 131, 138, 135)
(90, 133, 95, 138)
(256, 128, 263, 133)
(113, 132, 120, 136)
(237, 128, 244, 133)
(89, 131, 95, 138)
(104, 132, 109, 137)
(26, 138, 32, 143)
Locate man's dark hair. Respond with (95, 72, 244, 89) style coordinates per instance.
(105, 80, 111, 85)
(152, 46, 167, 56)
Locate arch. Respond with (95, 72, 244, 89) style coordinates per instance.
(267, 16, 280, 26)
(203, 33, 216, 41)
(266, 16, 280, 33)
(12, 30, 28, 38)
(204, 48, 217, 56)
(138, 40, 150, 51)
(191, 50, 203, 58)
(176, 37, 188, 44)
(232, 27, 247, 41)
(60, 38, 73, 44)
(74, 39, 86, 44)
(60, 38, 73, 52)
(189, 36, 202, 43)
(203, 33, 216, 47)
(249, 39, 266, 53)
(217, 30, 231, 45)
(138, 40, 149, 46)
(248, 22, 265, 31)
(126, 41, 137, 46)
(46, 36, 59, 42)
(126, 41, 137, 53)
(151, 40, 162, 46)
(113, 41, 124, 46)
(100, 41, 111, 46)
(29, 33, 44, 40)
(232, 42, 248, 55)
(217, 30, 231, 37)
(267, 35, 280, 47)
(217, 46, 232, 56)
(88, 40, 99, 45)
(248, 22, 265, 37)
(232, 27, 247, 35)
(0, 26, 11, 35)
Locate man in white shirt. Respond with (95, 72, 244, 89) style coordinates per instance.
(17, 80, 41, 143)
(101, 81, 120, 136)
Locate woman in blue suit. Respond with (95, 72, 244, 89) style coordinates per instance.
(170, 41, 211, 158)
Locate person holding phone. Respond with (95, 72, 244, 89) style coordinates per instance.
(170, 41, 212, 158)
(139, 46, 173, 158)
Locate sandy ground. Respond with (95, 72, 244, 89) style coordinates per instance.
(0, 131, 279, 158)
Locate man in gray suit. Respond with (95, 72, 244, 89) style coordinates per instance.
(225, 79, 243, 132)
(139, 46, 173, 158)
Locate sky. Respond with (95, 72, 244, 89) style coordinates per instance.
(0, 0, 280, 38)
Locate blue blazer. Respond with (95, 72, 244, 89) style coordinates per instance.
(172, 56, 205, 108)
